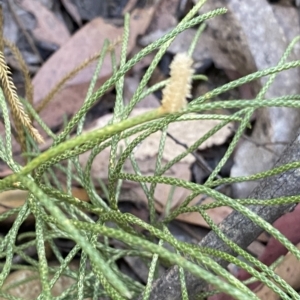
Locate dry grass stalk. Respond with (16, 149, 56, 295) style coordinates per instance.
(36, 38, 122, 113)
(107, 36, 122, 52)
(0, 8, 26, 149)
(36, 52, 102, 113)
(0, 51, 44, 144)
(4, 38, 34, 105)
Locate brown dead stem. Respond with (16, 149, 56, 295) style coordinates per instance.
(0, 51, 44, 144)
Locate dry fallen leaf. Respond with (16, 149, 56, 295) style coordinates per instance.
(255, 243, 300, 300)
(0, 190, 28, 212)
(19, 0, 70, 47)
(0, 262, 90, 300)
(60, 0, 82, 26)
(32, 7, 155, 134)
(0, 190, 32, 224)
(174, 196, 233, 226)
(0, 188, 89, 224)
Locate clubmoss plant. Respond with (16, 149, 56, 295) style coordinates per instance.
(0, 0, 300, 299)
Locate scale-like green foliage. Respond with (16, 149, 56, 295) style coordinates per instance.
(0, 1, 300, 299)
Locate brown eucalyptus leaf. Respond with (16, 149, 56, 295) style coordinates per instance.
(32, 7, 155, 133)
(19, 0, 70, 47)
(0, 263, 90, 300)
(60, 0, 82, 26)
(0, 190, 28, 211)
(0, 190, 34, 224)
(0, 188, 89, 224)
(255, 243, 300, 300)
(174, 196, 233, 226)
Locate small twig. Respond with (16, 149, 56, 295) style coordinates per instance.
(0, 50, 44, 144)
(4, 38, 33, 105)
(166, 131, 222, 179)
